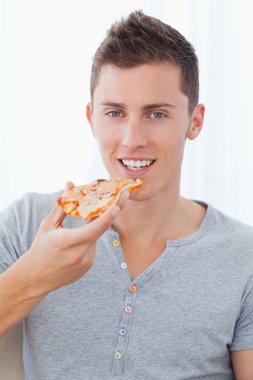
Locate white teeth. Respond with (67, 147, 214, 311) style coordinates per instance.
(121, 159, 154, 169)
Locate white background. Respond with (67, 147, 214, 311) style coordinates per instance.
(1, 0, 253, 225)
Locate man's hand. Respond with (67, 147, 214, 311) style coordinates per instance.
(0, 181, 128, 338)
(22, 181, 129, 297)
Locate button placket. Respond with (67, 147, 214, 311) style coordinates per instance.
(109, 224, 172, 375)
(112, 286, 137, 375)
(110, 235, 131, 282)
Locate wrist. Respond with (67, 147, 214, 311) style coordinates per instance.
(1, 253, 48, 301)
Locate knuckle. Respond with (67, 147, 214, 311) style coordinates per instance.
(69, 253, 82, 266)
(100, 213, 113, 228)
(80, 234, 89, 244)
(104, 218, 113, 231)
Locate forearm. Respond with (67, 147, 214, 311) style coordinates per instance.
(0, 255, 46, 338)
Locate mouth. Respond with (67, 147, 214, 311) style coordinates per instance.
(118, 158, 156, 175)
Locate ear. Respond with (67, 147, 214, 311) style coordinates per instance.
(86, 102, 96, 138)
(186, 104, 205, 140)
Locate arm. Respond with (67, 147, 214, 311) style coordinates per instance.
(231, 350, 253, 380)
(0, 184, 128, 338)
(230, 271, 253, 380)
(0, 256, 45, 338)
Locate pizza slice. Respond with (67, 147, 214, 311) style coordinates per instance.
(57, 178, 143, 219)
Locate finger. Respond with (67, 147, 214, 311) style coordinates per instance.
(65, 181, 74, 191)
(54, 181, 75, 227)
(65, 190, 129, 244)
(86, 217, 96, 224)
(84, 190, 129, 225)
(116, 190, 129, 208)
(84, 191, 129, 224)
(43, 181, 75, 230)
(86, 192, 127, 239)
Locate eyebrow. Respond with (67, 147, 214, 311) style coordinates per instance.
(100, 102, 177, 110)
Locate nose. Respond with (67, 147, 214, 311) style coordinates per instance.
(121, 117, 148, 149)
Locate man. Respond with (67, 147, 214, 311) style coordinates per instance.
(0, 10, 253, 380)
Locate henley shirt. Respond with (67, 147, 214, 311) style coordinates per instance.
(0, 191, 253, 380)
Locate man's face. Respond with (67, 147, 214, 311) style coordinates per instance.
(86, 62, 204, 201)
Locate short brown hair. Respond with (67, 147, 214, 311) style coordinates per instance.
(90, 10, 199, 114)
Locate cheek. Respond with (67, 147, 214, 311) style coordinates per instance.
(158, 132, 186, 171)
(159, 131, 185, 154)
(93, 117, 120, 142)
(94, 128, 118, 167)
(96, 132, 116, 152)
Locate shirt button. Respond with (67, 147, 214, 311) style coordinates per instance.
(119, 327, 127, 336)
(112, 240, 120, 247)
(124, 305, 132, 314)
(129, 285, 137, 293)
(121, 262, 127, 269)
(114, 352, 122, 360)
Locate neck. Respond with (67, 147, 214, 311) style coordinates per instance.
(112, 191, 206, 244)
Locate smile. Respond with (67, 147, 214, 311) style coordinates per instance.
(118, 159, 156, 172)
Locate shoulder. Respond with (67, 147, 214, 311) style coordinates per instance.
(204, 202, 253, 266)
(211, 205, 253, 244)
(193, 200, 253, 244)
(12, 189, 63, 219)
(0, 189, 64, 253)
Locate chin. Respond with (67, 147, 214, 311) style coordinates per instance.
(129, 185, 154, 202)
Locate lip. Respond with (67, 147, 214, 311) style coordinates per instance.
(118, 159, 156, 177)
(118, 157, 156, 161)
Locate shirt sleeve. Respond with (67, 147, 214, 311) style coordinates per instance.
(229, 273, 253, 351)
(0, 201, 24, 274)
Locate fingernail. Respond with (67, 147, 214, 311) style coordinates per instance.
(112, 205, 120, 218)
(123, 192, 129, 201)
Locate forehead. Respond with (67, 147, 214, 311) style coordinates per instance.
(93, 63, 188, 109)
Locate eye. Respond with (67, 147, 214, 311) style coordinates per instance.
(150, 111, 166, 119)
(106, 111, 124, 118)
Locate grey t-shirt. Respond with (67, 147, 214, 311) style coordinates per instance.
(0, 191, 253, 380)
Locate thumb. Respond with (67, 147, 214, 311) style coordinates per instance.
(43, 181, 75, 230)
(82, 190, 129, 240)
